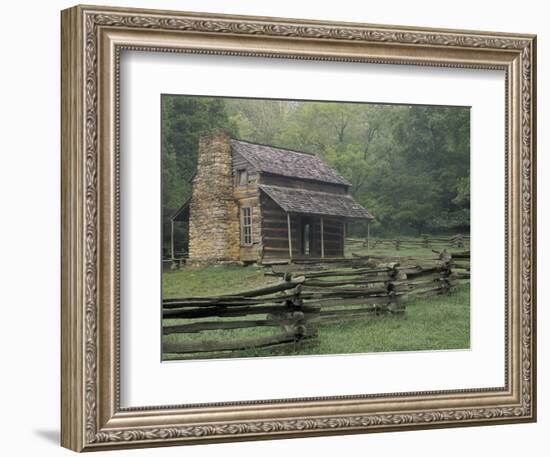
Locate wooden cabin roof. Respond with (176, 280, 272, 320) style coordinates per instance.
(230, 139, 351, 186)
(259, 185, 373, 219)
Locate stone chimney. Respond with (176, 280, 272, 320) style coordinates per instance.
(188, 130, 240, 263)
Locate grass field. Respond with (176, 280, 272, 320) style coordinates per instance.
(344, 241, 468, 258)
(162, 252, 470, 360)
(162, 242, 468, 299)
(162, 264, 278, 298)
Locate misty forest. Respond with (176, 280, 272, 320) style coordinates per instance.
(161, 95, 470, 257)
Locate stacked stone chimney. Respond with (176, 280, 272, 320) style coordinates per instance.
(188, 130, 240, 263)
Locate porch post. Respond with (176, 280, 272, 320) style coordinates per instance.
(287, 212, 293, 260)
(170, 219, 175, 260)
(320, 216, 325, 259)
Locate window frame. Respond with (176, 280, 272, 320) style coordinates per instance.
(240, 206, 253, 246)
(237, 168, 248, 187)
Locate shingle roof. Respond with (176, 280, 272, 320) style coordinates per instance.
(230, 139, 351, 186)
(259, 185, 373, 220)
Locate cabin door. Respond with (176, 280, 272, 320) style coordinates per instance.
(300, 216, 314, 257)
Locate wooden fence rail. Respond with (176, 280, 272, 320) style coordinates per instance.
(162, 251, 470, 357)
(346, 234, 470, 251)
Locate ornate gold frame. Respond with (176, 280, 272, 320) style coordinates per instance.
(61, 4, 537, 452)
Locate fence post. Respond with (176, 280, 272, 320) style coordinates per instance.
(384, 262, 404, 315)
(385, 261, 399, 289)
(441, 257, 453, 294)
(283, 276, 307, 345)
(422, 234, 429, 248)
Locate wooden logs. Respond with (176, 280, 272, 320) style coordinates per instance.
(163, 251, 470, 358)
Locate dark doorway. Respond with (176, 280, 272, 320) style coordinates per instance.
(301, 216, 314, 256)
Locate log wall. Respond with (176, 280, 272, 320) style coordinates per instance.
(232, 151, 262, 262)
(260, 174, 348, 195)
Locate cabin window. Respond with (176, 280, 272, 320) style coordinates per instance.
(237, 169, 248, 187)
(240, 207, 253, 246)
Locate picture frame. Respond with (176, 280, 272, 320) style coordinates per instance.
(61, 4, 537, 452)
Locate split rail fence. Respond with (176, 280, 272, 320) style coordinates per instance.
(346, 234, 470, 251)
(162, 251, 470, 358)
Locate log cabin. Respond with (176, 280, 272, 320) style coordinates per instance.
(171, 129, 373, 264)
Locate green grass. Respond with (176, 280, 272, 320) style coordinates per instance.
(306, 284, 470, 355)
(163, 285, 470, 360)
(345, 242, 468, 259)
(162, 260, 470, 361)
(162, 265, 279, 298)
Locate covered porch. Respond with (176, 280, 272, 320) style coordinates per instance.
(167, 199, 190, 266)
(259, 185, 373, 261)
(284, 212, 346, 260)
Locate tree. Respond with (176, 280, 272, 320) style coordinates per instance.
(225, 99, 294, 145)
(161, 96, 239, 255)
(162, 95, 471, 246)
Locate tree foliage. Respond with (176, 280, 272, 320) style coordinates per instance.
(162, 95, 470, 254)
(161, 96, 238, 254)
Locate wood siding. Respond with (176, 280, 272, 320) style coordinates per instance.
(261, 193, 295, 258)
(321, 217, 345, 257)
(260, 193, 344, 259)
(233, 151, 347, 261)
(232, 151, 262, 261)
(260, 174, 348, 195)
